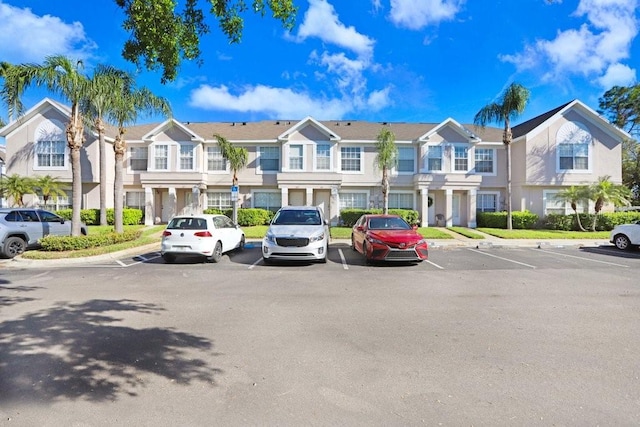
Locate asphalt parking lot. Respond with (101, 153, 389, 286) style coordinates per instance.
(1, 243, 639, 425)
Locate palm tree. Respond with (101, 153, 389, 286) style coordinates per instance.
(214, 134, 248, 223)
(0, 174, 35, 207)
(588, 175, 631, 231)
(4, 55, 90, 235)
(33, 175, 68, 209)
(374, 127, 398, 214)
(474, 83, 530, 229)
(108, 82, 171, 233)
(82, 65, 132, 226)
(554, 186, 590, 231)
(0, 61, 27, 122)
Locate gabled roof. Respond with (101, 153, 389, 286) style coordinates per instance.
(418, 117, 481, 142)
(141, 118, 205, 142)
(278, 116, 340, 141)
(0, 98, 71, 137)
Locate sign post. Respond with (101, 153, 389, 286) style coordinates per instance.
(231, 185, 239, 224)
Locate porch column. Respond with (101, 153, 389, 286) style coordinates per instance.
(467, 188, 477, 228)
(445, 189, 453, 227)
(306, 188, 313, 206)
(420, 188, 429, 227)
(280, 187, 289, 207)
(331, 186, 340, 226)
(167, 187, 177, 219)
(144, 187, 154, 225)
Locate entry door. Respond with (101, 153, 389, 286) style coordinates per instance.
(314, 190, 331, 222)
(161, 191, 174, 222)
(452, 194, 461, 225)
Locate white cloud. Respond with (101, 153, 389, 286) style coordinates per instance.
(295, 0, 375, 59)
(0, 2, 96, 63)
(500, 0, 638, 88)
(389, 0, 464, 29)
(189, 84, 352, 119)
(597, 63, 637, 87)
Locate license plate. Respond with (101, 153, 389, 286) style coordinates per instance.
(173, 246, 189, 251)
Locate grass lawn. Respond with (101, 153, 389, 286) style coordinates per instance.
(447, 227, 485, 239)
(478, 228, 610, 239)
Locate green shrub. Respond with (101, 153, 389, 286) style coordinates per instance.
(203, 208, 223, 215)
(477, 211, 538, 229)
(204, 208, 273, 226)
(39, 229, 142, 251)
(542, 212, 640, 231)
(55, 208, 143, 225)
(339, 208, 419, 227)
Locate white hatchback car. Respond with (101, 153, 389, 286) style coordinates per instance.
(609, 220, 640, 250)
(262, 206, 329, 264)
(161, 214, 245, 263)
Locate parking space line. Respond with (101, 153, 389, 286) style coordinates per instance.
(337, 249, 349, 270)
(426, 259, 444, 269)
(536, 248, 630, 267)
(468, 248, 536, 268)
(248, 258, 262, 270)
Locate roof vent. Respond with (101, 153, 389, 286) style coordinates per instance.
(242, 122, 246, 126)
(276, 121, 280, 125)
(347, 122, 351, 126)
(231, 122, 235, 126)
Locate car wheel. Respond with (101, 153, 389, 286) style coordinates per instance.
(613, 234, 632, 250)
(210, 241, 223, 263)
(162, 253, 176, 263)
(2, 236, 27, 259)
(351, 235, 357, 252)
(362, 241, 372, 265)
(237, 235, 246, 251)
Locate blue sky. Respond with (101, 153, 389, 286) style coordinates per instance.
(0, 0, 638, 128)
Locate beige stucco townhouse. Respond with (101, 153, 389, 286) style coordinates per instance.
(0, 98, 628, 227)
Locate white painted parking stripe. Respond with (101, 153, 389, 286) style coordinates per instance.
(468, 248, 536, 268)
(426, 260, 444, 269)
(338, 248, 349, 270)
(535, 248, 630, 267)
(248, 258, 262, 269)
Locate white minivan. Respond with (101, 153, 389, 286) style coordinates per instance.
(262, 206, 329, 264)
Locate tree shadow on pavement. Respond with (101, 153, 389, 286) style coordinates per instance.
(0, 299, 219, 403)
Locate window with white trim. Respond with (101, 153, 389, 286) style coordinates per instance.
(36, 141, 66, 168)
(206, 191, 232, 210)
(477, 193, 498, 212)
(125, 191, 145, 209)
(129, 147, 148, 171)
(253, 191, 281, 211)
(340, 147, 362, 172)
(556, 121, 591, 172)
(389, 193, 413, 209)
(315, 143, 331, 170)
(454, 145, 468, 171)
(544, 190, 588, 215)
(36, 190, 71, 210)
(258, 147, 280, 172)
(288, 144, 304, 170)
(397, 147, 415, 173)
(154, 144, 169, 170)
(426, 146, 442, 171)
(178, 143, 195, 170)
(339, 192, 367, 209)
(474, 148, 494, 174)
(207, 146, 227, 171)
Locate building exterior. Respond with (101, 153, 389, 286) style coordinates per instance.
(0, 98, 628, 227)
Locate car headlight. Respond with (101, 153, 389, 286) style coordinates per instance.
(264, 233, 276, 244)
(309, 232, 325, 242)
(366, 236, 385, 245)
(417, 239, 427, 246)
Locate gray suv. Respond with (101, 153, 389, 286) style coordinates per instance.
(0, 208, 87, 258)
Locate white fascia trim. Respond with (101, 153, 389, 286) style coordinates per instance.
(141, 119, 205, 142)
(278, 116, 341, 141)
(418, 117, 478, 142)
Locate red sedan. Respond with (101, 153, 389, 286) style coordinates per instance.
(351, 214, 429, 263)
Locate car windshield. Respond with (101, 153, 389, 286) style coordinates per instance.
(167, 217, 208, 230)
(272, 210, 322, 226)
(368, 217, 411, 230)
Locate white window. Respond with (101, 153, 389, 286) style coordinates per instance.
(339, 192, 367, 209)
(178, 143, 195, 171)
(125, 191, 145, 209)
(315, 143, 331, 171)
(253, 191, 281, 211)
(556, 121, 592, 172)
(37, 190, 71, 210)
(544, 190, 588, 215)
(206, 191, 232, 210)
(477, 193, 498, 212)
(207, 146, 227, 171)
(389, 193, 413, 209)
(397, 147, 415, 173)
(340, 147, 362, 172)
(154, 144, 169, 170)
(288, 144, 304, 170)
(258, 147, 280, 172)
(474, 148, 494, 174)
(129, 147, 148, 171)
(36, 141, 66, 169)
(454, 145, 469, 172)
(426, 146, 442, 172)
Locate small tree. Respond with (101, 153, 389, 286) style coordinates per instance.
(374, 127, 398, 214)
(588, 175, 631, 231)
(554, 186, 590, 231)
(0, 174, 35, 207)
(33, 175, 68, 209)
(215, 134, 248, 223)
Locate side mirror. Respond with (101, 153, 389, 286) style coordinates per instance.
(356, 225, 364, 232)
(412, 225, 418, 230)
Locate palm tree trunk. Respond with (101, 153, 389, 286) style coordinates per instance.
(114, 134, 125, 233)
(66, 112, 84, 237)
(97, 119, 108, 226)
(382, 168, 389, 214)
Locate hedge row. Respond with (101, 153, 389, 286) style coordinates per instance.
(203, 208, 275, 226)
(39, 229, 143, 251)
(478, 211, 640, 231)
(56, 208, 144, 226)
(476, 211, 539, 229)
(339, 209, 420, 227)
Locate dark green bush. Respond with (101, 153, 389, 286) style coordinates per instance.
(542, 212, 640, 231)
(476, 211, 539, 229)
(55, 208, 143, 225)
(339, 208, 419, 227)
(39, 229, 142, 251)
(204, 208, 273, 226)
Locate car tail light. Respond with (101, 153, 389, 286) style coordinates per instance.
(194, 231, 213, 237)
(162, 231, 172, 236)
